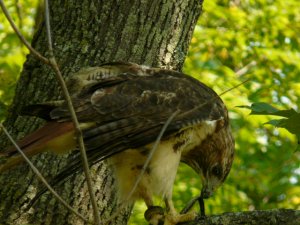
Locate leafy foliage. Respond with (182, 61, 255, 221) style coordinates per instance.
(0, 0, 299, 224)
(0, 0, 38, 121)
(239, 102, 300, 146)
(180, 0, 300, 219)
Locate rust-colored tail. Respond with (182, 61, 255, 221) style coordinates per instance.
(0, 121, 76, 172)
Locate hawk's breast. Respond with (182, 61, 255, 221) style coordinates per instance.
(107, 120, 218, 203)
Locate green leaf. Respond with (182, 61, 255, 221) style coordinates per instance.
(248, 102, 278, 115)
(276, 113, 300, 135)
(265, 115, 300, 136)
(240, 102, 300, 147)
(238, 102, 298, 118)
(264, 119, 284, 127)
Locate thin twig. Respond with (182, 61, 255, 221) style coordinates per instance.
(44, 1, 101, 224)
(178, 79, 250, 119)
(0, 124, 89, 223)
(0, 0, 91, 221)
(0, 0, 49, 64)
(218, 79, 250, 97)
(1, 0, 100, 223)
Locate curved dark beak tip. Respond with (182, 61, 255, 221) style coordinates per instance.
(201, 190, 213, 199)
(201, 189, 214, 199)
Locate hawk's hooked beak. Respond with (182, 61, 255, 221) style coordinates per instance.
(201, 183, 215, 199)
(199, 173, 213, 198)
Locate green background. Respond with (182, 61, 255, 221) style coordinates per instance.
(0, 0, 299, 224)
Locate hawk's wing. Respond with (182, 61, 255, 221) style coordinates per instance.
(51, 68, 226, 160)
(25, 64, 228, 191)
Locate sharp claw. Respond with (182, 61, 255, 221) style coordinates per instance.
(145, 206, 165, 225)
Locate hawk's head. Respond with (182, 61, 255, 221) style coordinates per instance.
(182, 123, 234, 198)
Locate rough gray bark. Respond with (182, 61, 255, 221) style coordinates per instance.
(184, 209, 300, 225)
(0, 0, 203, 224)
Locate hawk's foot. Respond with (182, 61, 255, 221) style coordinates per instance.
(164, 211, 197, 225)
(145, 206, 165, 225)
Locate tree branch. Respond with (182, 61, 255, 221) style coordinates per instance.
(183, 209, 300, 225)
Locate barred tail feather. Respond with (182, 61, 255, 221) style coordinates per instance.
(0, 121, 75, 172)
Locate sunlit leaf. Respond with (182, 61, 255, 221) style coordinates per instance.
(238, 102, 298, 118)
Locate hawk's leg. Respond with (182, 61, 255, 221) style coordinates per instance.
(144, 206, 165, 225)
(143, 196, 164, 225)
(164, 197, 197, 225)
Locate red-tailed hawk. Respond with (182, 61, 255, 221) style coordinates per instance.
(0, 62, 234, 224)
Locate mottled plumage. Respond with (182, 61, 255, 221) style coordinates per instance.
(1, 62, 234, 225)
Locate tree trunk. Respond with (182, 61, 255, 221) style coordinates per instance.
(0, 0, 203, 224)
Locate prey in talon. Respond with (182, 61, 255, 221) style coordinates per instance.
(180, 195, 205, 220)
(198, 196, 205, 217)
(1, 62, 234, 224)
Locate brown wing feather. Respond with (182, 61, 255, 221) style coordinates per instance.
(48, 68, 226, 167)
(2, 63, 227, 186)
(15, 63, 229, 199)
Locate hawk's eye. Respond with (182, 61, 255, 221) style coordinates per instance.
(211, 165, 222, 178)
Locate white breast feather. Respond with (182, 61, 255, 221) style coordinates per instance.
(108, 120, 218, 204)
